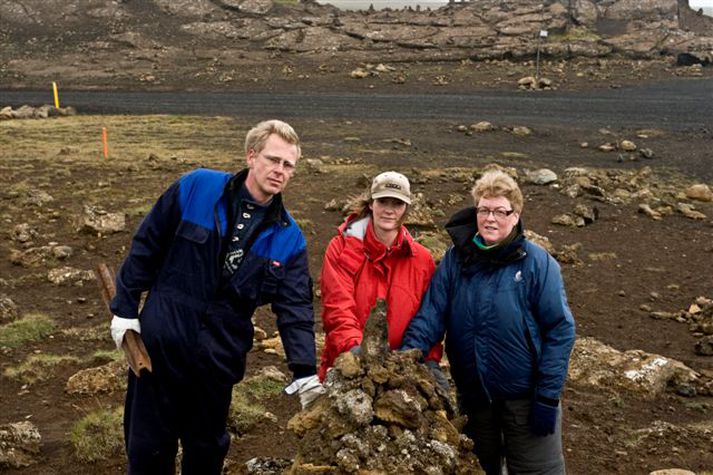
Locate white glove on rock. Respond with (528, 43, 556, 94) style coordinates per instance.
(110, 315, 141, 350)
(284, 375, 325, 410)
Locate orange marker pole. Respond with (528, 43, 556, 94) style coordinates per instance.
(102, 127, 108, 159)
(52, 82, 60, 108)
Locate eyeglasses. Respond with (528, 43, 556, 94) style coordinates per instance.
(259, 153, 296, 174)
(476, 207, 515, 219)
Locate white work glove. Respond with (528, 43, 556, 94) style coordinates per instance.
(110, 315, 141, 350)
(284, 375, 325, 410)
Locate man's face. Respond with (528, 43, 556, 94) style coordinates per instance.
(245, 134, 299, 203)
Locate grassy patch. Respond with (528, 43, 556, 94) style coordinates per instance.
(588, 252, 618, 261)
(227, 372, 285, 435)
(70, 407, 124, 462)
(294, 218, 316, 235)
(228, 390, 267, 435)
(125, 202, 154, 218)
(241, 373, 285, 400)
(0, 115, 243, 167)
(90, 349, 123, 363)
(0, 313, 55, 348)
(4, 353, 80, 385)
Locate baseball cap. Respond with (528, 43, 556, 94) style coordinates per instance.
(371, 171, 411, 204)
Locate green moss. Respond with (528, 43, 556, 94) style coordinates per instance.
(227, 373, 285, 435)
(0, 313, 55, 348)
(4, 353, 80, 385)
(228, 390, 266, 435)
(70, 407, 124, 462)
(242, 374, 285, 400)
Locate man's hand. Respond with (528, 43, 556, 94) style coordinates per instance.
(529, 397, 559, 436)
(284, 375, 325, 410)
(424, 360, 450, 392)
(110, 315, 141, 350)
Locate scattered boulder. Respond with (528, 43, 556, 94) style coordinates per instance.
(639, 147, 654, 159)
(511, 126, 532, 137)
(685, 183, 713, 202)
(469, 121, 495, 132)
(10, 245, 75, 268)
(405, 193, 436, 228)
(523, 230, 556, 255)
(619, 140, 637, 151)
(525, 168, 557, 185)
(517, 76, 554, 90)
(568, 337, 699, 399)
(245, 457, 292, 474)
(10, 224, 38, 243)
(76, 205, 126, 235)
(676, 202, 706, 220)
(47, 266, 95, 286)
(1, 105, 76, 121)
(695, 336, 713, 356)
(0, 421, 41, 469)
(66, 360, 126, 395)
(0, 295, 19, 323)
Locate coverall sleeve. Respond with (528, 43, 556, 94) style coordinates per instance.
(400, 248, 454, 357)
(532, 254, 576, 401)
(320, 236, 363, 356)
(110, 180, 182, 319)
(272, 245, 317, 370)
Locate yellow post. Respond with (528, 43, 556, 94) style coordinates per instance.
(102, 128, 108, 159)
(52, 82, 60, 108)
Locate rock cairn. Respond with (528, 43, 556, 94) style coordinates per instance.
(287, 300, 482, 474)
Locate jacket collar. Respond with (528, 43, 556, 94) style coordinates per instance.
(445, 206, 526, 267)
(339, 214, 416, 260)
(226, 168, 289, 226)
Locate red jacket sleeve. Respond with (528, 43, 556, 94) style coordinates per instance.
(319, 236, 364, 376)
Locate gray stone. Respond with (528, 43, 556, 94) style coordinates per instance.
(0, 421, 41, 468)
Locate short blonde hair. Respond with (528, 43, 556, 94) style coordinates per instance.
(245, 120, 301, 159)
(471, 169, 524, 214)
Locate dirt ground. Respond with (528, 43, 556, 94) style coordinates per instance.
(1, 65, 713, 474)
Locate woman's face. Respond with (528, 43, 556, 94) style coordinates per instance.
(476, 196, 519, 245)
(370, 197, 407, 234)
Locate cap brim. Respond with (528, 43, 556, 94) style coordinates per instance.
(371, 191, 411, 204)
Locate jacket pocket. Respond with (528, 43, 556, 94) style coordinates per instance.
(165, 221, 211, 277)
(259, 259, 285, 304)
(176, 220, 210, 243)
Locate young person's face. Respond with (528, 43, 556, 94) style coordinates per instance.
(245, 134, 298, 203)
(370, 197, 407, 234)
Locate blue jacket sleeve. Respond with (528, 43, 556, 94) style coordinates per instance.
(110, 180, 182, 319)
(400, 247, 454, 356)
(531, 253, 576, 401)
(272, 247, 317, 369)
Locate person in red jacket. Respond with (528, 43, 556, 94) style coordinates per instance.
(318, 171, 443, 382)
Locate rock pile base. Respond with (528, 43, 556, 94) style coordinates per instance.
(287, 301, 482, 474)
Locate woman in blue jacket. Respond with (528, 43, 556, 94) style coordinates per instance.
(401, 169, 575, 474)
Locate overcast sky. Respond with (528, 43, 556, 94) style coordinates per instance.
(689, 0, 713, 7)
